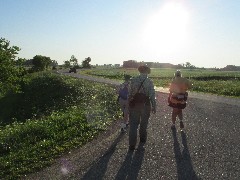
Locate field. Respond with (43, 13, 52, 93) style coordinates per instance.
(79, 67, 240, 97)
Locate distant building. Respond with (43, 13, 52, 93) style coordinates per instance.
(222, 65, 240, 71)
(122, 60, 139, 68)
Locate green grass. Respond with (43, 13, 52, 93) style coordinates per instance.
(0, 108, 109, 179)
(0, 72, 121, 179)
(80, 68, 240, 97)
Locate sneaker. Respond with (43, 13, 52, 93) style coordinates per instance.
(171, 124, 176, 130)
(180, 121, 184, 129)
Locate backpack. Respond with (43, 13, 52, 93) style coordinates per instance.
(132, 92, 148, 103)
(119, 84, 128, 100)
(129, 78, 149, 107)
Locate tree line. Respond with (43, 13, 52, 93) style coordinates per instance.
(63, 55, 91, 69)
(0, 37, 92, 97)
(122, 60, 197, 69)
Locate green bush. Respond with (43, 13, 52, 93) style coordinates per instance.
(0, 72, 121, 179)
(16, 73, 84, 120)
(0, 72, 85, 124)
(0, 109, 95, 179)
(191, 80, 240, 97)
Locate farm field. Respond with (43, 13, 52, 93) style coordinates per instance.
(79, 67, 240, 97)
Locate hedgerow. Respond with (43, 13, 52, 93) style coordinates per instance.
(0, 72, 121, 179)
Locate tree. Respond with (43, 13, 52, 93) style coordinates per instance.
(0, 38, 26, 95)
(51, 60, 58, 67)
(82, 57, 91, 68)
(176, 64, 184, 69)
(185, 62, 196, 70)
(64, 60, 71, 68)
(185, 62, 191, 68)
(69, 55, 78, 66)
(31, 55, 52, 72)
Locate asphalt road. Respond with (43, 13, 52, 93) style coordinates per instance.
(25, 70, 240, 180)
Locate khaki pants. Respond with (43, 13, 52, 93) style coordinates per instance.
(129, 103, 151, 147)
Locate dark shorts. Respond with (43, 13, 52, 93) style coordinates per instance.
(168, 102, 186, 109)
(168, 92, 188, 109)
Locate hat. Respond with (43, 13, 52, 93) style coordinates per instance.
(174, 70, 181, 77)
(138, 65, 151, 74)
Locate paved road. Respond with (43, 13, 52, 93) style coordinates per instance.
(26, 71, 240, 180)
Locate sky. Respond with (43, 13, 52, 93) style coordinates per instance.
(1, 0, 240, 68)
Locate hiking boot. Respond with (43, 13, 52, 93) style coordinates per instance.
(180, 121, 184, 129)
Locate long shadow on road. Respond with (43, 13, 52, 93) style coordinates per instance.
(80, 132, 125, 180)
(115, 143, 145, 180)
(172, 129, 200, 180)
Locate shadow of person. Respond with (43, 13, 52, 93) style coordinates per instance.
(172, 129, 200, 180)
(81, 132, 125, 180)
(115, 143, 145, 180)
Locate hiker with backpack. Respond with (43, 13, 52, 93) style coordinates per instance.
(117, 74, 131, 132)
(168, 70, 192, 130)
(128, 65, 156, 150)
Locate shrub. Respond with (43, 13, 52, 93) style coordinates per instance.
(0, 72, 121, 179)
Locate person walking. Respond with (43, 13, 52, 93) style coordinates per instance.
(128, 65, 156, 150)
(117, 74, 131, 132)
(168, 70, 192, 130)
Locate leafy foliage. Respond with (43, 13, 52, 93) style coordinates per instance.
(64, 60, 71, 68)
(0, 72, 121, 179)
(0, 109, 98, 179)
(0, 38, 27, 96)
(69, 55, 78, 66)
(0, 72, 120, 125)
(31, 55, 52, 72)
(82, 57, 91, 68)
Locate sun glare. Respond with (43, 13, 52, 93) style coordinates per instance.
(142, 2, 190, 54)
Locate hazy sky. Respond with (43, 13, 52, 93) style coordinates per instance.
(1, 0, 240, 68)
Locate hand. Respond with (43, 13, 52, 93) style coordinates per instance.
(152, 107, 156, 114)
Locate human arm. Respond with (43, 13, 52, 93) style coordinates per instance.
(148, 79, 156, 114)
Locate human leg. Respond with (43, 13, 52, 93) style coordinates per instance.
(119, 99, 128, 131)
(129, 108, 140, 149)
(178, 109, 184, 129)
(123, 100, 129, 124)
(178, 109, 183, 121)
(139, 105, 151, 142)
(171, 108, 178, 128)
